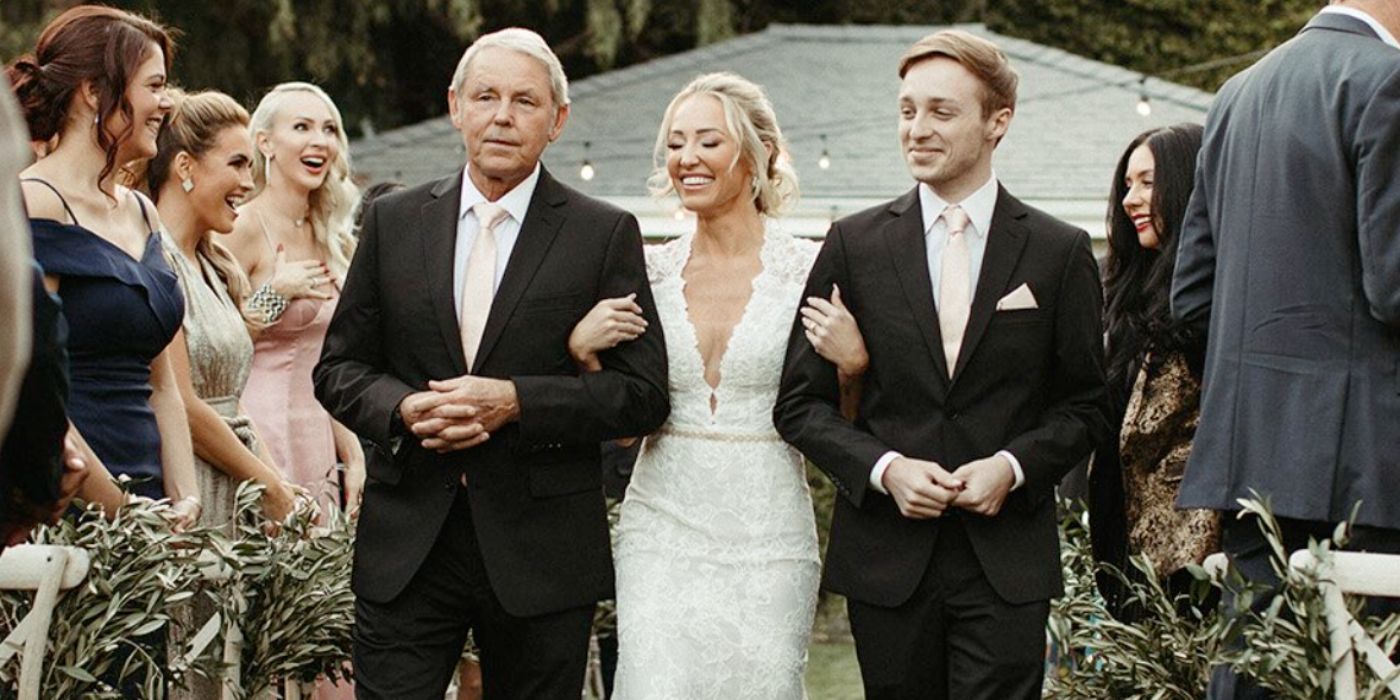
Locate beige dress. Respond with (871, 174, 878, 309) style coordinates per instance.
(163, 234, 263, 698)
(162, 234, 258, 531)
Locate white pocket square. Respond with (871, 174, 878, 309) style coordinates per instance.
(996, 283, 1038, 311)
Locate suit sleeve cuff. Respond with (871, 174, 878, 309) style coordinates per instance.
(870, 451, 902, 494)
(998, 450, 1025, 491)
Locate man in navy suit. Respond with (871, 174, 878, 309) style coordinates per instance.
(1172, 2, 1400, 697)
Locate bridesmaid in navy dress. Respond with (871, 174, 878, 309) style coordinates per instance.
(7, 6, 199, 527)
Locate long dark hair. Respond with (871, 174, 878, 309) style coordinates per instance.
(1102, 122, 1204, 402)
(5, 5, 174, 189)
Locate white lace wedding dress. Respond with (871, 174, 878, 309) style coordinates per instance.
(612, 228, 822, 699)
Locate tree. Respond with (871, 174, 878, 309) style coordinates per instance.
(985, 0, 1319, 90)
(2, 0, 1325, 137)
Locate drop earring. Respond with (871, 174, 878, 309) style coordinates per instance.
(181, 177, 194, 193)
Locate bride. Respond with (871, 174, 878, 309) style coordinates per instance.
(568, 72, 869, 699)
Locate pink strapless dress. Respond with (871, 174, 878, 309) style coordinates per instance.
(243, 293, 353, 698)
(244, 295, 342, 511)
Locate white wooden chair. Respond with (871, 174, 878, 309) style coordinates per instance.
(1201, 549, 1400, 699)
(0, 544, 91, 700)
(1289, 550, 1400, 700)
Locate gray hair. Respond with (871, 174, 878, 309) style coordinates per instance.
(450, 28, 570, 109)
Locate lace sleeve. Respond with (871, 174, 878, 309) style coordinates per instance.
(765, 230, 823, 285)
(644, 236, 688, 285)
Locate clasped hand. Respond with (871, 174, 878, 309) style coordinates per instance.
(883, 453, 1015, 519)
(401, 376, 520, 453)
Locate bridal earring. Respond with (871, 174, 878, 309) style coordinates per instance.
(181, 177, 195, 193)
(263, 153, 273, 183)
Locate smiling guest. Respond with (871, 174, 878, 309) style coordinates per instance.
(141, 89, 305, 535)
(8, 6, 200, 526)
(775, 29, 1110, 699)
(228, 82, 365, 522)
(1087, 124, 1218, 622)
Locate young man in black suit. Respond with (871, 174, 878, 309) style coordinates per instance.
(314, 28, 668, 699)
(775, 30, 1110, 699)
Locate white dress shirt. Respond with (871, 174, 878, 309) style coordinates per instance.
(868, 173, 1026, 494)
(1320, 5, 1400, 49)
(452, 163, 542, 318)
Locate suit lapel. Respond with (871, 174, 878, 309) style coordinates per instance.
(470, 167, 568, 373)
(882, 187, 951, 385)
(421, 173, 469, 376)
(950, 186, 1029, 383)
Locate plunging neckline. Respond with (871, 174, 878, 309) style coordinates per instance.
(676, 231, 769, 417)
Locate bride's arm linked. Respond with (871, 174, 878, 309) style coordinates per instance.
(569, 294, 649, 447)
(800, 283, 868, 421)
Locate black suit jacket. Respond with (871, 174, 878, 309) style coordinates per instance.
(314, 167, 669, 615)
(1171, 12, 1400, 529)
(774, 186, 1110, 606)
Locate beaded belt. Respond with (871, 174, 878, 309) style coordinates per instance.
(653, 426, 785, 443)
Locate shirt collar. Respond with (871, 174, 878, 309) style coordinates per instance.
(918, 171, 1000, 239)
(458, 163, 542, 224)
(1319, 5, 1400, 49)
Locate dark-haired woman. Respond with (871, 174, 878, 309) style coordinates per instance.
(1089, 123, 1220, 619)
(6, 6, 198, 527)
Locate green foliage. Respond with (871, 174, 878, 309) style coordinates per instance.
(1048, 495, 1400, 698)
(1212, 499, 1400, 700)
(1, 0, 1320, 139)
(984, 0, 1318, 91)
(219, 482, 355, 696)
(0, 497, 221, 698)
(1047, 504, 1218, 699)
(0, 482, 355, 698)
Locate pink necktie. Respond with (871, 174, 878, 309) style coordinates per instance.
(939, 205, 971, 375)
(461, 202, 508, 369)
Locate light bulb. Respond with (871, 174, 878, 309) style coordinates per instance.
(580, 161, 595, 181)
(818, 151, 831, 170)
(1136, 96, 1152, 117)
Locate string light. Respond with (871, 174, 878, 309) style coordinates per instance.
(580, 141, 595, 181)
(817, 134, 831, 170)
(1136, 77, 1152, 117)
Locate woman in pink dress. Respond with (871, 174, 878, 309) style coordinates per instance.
(227, 80, 362, 700)
(229, 82, 364, 517)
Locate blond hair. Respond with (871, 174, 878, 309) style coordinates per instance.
(647, 72, 799, 217)
(248, 82, 359, 280)
(142, 88, 256, 302)
(899, 30, 1019, 117)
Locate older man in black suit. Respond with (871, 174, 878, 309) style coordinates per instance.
(314, 28, 669, 699)
(1171, 1, 1400, 697)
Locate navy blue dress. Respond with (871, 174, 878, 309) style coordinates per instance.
(27, 188, 184, 500)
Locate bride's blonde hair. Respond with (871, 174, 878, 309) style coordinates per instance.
(647, 72, 799, 217)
